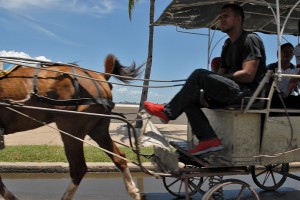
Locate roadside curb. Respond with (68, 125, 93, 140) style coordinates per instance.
(0, 162, 300, 173)
(0, 162, 157, 173)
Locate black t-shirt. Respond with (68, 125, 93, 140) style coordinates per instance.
(220, 30, 267, 90)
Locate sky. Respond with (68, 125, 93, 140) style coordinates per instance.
(0, 0, 299, 104)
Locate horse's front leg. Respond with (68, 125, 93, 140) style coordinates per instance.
(59, 133, 87, 200)
(89, 120, 140, 200)
(103, 142, 140, 200)
(0, 176, 19, 200)
(61, 182, 79, 200)
(122, 165, 140, 200)
(109, 142, 140, 200)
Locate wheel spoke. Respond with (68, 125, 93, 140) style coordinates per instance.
(187, 179, 197, 190)
(188, 178, 205, 194)
(236, 185, 247, 200)
(256, 168, 269, 177)
(262, 171, 271, 186)
(166, 178, 180, 188)
(270, 170, 277, 185)
(176, 180, 183, 196)
(272, 164, 281, 168)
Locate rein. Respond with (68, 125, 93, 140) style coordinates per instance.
(0, 56, 185, 109)
(0, 56, 186, 88)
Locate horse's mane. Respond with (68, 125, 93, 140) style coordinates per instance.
(104, 54, 143, 83)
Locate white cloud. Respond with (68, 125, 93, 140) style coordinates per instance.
(0, 0, 56, 10)
(115, 87, 141, 96)
(0, 50, 51, 61)
(0, 0, 116, 16)
(149, 91, 165, 98)
(34, 56, 51, 61)
(112, 86, 141, 103)
(112, 85, 169, 103)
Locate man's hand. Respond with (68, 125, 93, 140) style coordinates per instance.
(287, 78, 300, 96)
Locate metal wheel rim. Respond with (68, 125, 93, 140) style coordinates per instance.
(250, 163, 289, 191)
(202, 178, 260, 200)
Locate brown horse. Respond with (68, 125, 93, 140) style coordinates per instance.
(0, 55, 142, 200)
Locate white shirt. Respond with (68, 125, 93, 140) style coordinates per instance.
(277, 67, 300, 96)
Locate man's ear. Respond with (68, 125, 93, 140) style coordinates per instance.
(237, 15, 242, 24)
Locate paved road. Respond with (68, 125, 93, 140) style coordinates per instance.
(1, 172, 300, 200)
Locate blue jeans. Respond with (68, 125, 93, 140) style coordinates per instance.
(164, 69, 253, 141)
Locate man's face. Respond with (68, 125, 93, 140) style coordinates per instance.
(281, 46, 294, 62)
(219, 8, 240, 33)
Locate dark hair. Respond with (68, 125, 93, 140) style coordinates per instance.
(281, 42, 294, 50)
(222, 3, 245, 24)
(276, 43, 294, 58)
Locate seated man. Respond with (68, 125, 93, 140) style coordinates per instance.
(269, 43, 300, 109)
(144, 3, 267, 156)
(268, 43, 299, 96)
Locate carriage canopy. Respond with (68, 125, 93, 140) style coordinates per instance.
(154, 0, 300, 35)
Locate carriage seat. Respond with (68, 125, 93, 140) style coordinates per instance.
(199, 89, 267, 111)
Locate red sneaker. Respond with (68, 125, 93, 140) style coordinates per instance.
(189, 138, 223, 155)
(144, 101, 169, 123)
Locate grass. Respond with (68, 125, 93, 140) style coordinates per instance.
(0, 145, 154, 163)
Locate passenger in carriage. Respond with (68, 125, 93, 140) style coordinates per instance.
(268, 43, 299, 96)
(268, 43, 300, 108)
(144, 3, 267, 156)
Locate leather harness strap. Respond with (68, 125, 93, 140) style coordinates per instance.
(33, 64, 41, 94)
(31, 65, 115, 109)
(70, 65, 80, 99)
(31, 94, 115, 107)
(70, 66, 80, 111)
(82, 69, 109, 113)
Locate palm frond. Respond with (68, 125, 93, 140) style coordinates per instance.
(128, 0, 139, 20)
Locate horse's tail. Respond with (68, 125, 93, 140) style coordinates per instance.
(104, 54, 143, 83)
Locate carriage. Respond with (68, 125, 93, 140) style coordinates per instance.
(1, 0, 300, 200)
(141, 0, 300, 199)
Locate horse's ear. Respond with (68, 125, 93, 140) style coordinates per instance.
(104, 54, 116, 80)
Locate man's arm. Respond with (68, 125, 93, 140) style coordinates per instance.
(222, 59, 260, 83)
(287, 70, 300, 95)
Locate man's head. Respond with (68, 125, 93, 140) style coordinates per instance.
(219, 4, 244, 33)
(280, 43, 294, 63)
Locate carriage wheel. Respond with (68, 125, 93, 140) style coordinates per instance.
(162, 175, 207, 198)
(249, 163, 289, 191)
(202, 178, 260, 200)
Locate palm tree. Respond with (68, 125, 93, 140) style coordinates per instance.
(128, 0, 155, 114)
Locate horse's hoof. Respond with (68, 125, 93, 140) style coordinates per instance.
(133, 193, 141, 200)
